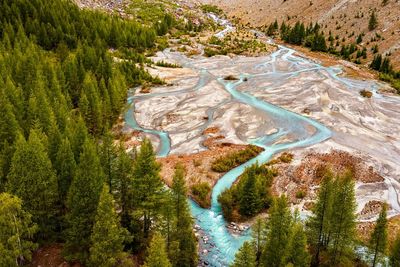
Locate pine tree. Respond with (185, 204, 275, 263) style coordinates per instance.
(132, 138, 165, 237)
(64, 138, 104, 263)
(284, 223, 310, 267)
(261, 195, 292, 267)
(390, 234, 400, 267)
(369, 11, 378, 31)
(89, 184, 131, 267)
(6, 130, 59, 240)
(143, 232, 172, 267)
(0, 193, 38, 267)
(231, 241, 257, 267)
(369, 204, 388, 267)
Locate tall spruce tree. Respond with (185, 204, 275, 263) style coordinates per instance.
(231, 241, 257, 267)
(64, 138, 104, 263)
(89, 184, 131, 267)
(144, 232, 172, 267)
(132, 138, 165, 238)
(6, 130, 59, 240)
(0, 193, 38, 267)
(261, 195, 292, 267)
(369, 204, 388, 267)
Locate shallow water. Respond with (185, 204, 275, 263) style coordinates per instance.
(124, 45, 348, 265)
(122, 18, 400, 265)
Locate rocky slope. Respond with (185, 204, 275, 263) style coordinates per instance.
(199, 0, 400, 69)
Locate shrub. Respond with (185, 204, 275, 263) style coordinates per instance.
(360, 89, 372, 98)
(296, 190, 306, 199)
(191, 182, 211, 208)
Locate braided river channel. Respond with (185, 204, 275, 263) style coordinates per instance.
(124, 16, 400, 266)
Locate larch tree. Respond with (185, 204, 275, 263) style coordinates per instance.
(329, 171, 357, 265)
(307, 169, 334, 266)
(6, 130, 59, 240)
(261, 195, 292, 267)
(114, 144, 134, 228)
(251, 216, 265, 263)
(369, 204, 388, 267)
(132, 138, 165, 237)
(231, 241, 257, 267)
(143, 232, 172, 267)
(284, 222, 310, 267)
(64, 138, 104, 263)
(55, 137, 76, 208)
(89, 184, 131, 267)
(0, 193, 38, 267)
(171, 164, 197, 267)
(239, 166, 261, 217)
(99, 132, 117, 193)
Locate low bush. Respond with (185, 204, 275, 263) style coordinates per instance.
(191, 182, 211, 208)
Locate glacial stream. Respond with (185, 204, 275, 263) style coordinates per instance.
(123, 15, 396, 266)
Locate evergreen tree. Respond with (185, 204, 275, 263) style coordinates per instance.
(369, 204, 388, 267)
(231, 241, 257, 267)
(143, 232, 172, 267)
(0, 193, 38, 267)
(89, 184, 131, 267)
(132, 138, 165, 237)
(391, 234, 400, 267)
(369, 11, 378, 31)
(284, 223, 310, 267)
(55, 138, 76, 207)
(239, 165, 261, 217)
(251, 217, 265, 262)
(307, 169, 334, 266)
(6, 130, 59, 240)
(100, 132, 117, 192)
(370, 54, 383, 71)
(329, 171, 357, 265)
(64, 138, 104, 263)
(171, 164, 197, 267)
(261, 195, 292, 267)
(114, 144, 134, 228)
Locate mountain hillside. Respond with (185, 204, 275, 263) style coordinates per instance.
(200, 0, 400, 68)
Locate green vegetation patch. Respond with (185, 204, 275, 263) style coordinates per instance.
(191, 182, 211, 208)
(211, 145, 264, 173)
(218, 163, 277, 221)
(200, 4, 223, 15)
